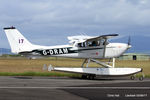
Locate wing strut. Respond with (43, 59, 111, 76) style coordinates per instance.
(81, 58, 91, 68)
(81, 59, 87, 68)
(91, 59, 113, 68)
(81, 58, 114, 68)
(103, 38, 107, 58)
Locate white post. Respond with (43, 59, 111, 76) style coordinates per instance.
(112, 58, 115, 68)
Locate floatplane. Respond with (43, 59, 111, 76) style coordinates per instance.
(4, 27, 144, 80)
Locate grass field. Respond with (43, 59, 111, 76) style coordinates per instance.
(0, 57, 150, 77)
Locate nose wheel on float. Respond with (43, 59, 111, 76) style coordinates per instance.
(130, 71, 145, 81)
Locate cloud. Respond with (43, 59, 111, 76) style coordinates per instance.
(0, 0, 150, 48)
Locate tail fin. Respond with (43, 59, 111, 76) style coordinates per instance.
(4, 27, 34, 54)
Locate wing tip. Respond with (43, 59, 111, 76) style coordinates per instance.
(101, 34, 119, 37)
(3, 26, 16, 30)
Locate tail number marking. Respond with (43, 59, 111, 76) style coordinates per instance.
(42, 48, 68, 55)
(19, 39, 24, 44)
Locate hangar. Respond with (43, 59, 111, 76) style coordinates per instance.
(119, 53, 150, 61)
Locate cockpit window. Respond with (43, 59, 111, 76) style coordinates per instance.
(100, 39, 109, 45)
(88, 41, 99, 47)
(78, 42, 86, 47)
(77, 39, 109, 47)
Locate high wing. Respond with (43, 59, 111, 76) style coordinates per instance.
(68, 34, 118, 44)
(85, 34, 118, 42)
(68, 34, 119, 58)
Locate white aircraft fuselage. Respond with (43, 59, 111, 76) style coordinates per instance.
(26, 43, 129, 59)
(3, 27, 130, 59)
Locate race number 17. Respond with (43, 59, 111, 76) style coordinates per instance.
(19, 39, 24, 44)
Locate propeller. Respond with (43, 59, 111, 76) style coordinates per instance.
(127, 36, 132, 49)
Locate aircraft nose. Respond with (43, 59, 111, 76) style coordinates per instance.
(105, 43, 131, 58)
(121, 43, 132, 50)
(123, 43, 132, 49)
(127, 44, 132, 49)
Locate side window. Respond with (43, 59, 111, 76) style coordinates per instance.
(77, 40, 107, 47)
(78, 43, 82, 47)
(92, 41, 97, 46)
(88, 41, 100, 47)
(78, 42, 86, 47)
(88, 41, 92, 47)
(99, 39, 109, 46)
(100, 39, 105, 46)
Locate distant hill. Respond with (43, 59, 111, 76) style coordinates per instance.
(0, 48, 11, 54)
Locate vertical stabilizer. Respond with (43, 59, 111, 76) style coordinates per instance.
(4, 27, 34, 54)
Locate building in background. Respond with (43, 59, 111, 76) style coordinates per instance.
(119, 53, 150, 61)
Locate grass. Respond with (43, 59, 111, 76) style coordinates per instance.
(0, 57, 150, 77)
(0, 71, 81, 77)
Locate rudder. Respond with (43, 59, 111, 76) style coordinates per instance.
(4, 27, 34, 54)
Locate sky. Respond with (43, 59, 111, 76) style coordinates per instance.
(0, 0, 150, 53)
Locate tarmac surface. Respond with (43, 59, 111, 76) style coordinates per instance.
(0, 76, 149, 100)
